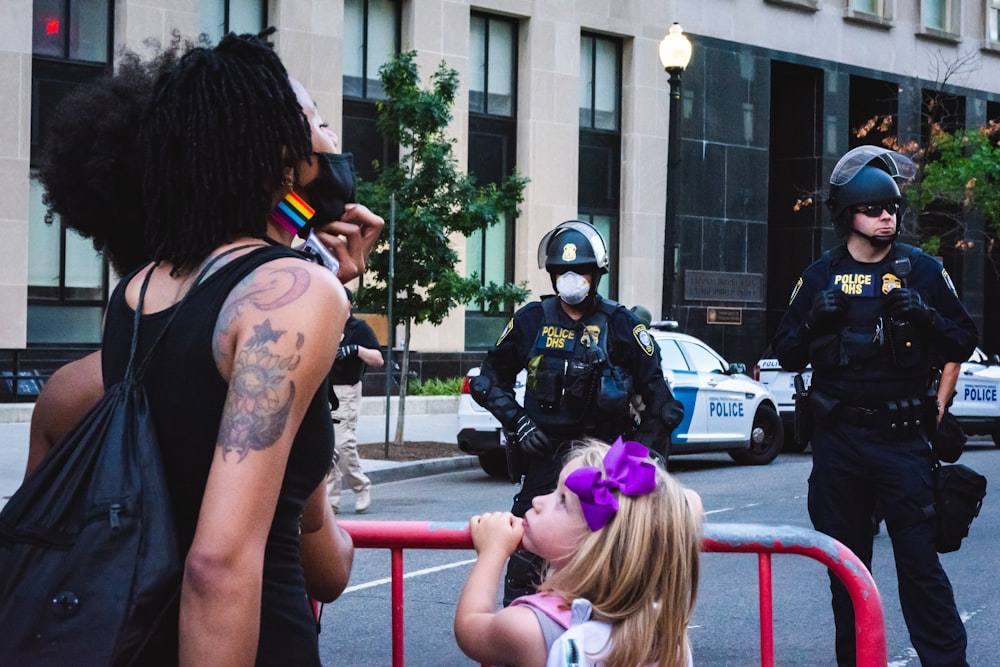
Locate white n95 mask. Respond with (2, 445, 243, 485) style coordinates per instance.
(556, 272, 591, 305)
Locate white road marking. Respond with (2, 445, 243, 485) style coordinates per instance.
(344, 558, 477, 593)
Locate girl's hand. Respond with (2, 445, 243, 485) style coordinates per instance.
(469, 512, 523, 557)
(312, 203, 384, 282)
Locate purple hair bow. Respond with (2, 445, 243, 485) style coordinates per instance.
(564, 437, 657, 531)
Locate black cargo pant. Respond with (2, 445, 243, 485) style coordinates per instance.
(808, 416, 967, 667)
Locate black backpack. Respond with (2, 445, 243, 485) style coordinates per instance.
(0, 257, 224, 665)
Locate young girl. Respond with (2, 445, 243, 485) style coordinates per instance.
(455, 437, 703, 667)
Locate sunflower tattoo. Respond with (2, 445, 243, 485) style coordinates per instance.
(219, 319, 302, 461)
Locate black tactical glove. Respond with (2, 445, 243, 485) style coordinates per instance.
(514, 414, 552, 457)
(336, 344, 359, 360)
(663, 399, 685, 431)
(806, 289, 849, 333)
(885, 288, 934, 326)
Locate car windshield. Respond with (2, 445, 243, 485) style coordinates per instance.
(678, 340, 728, 374)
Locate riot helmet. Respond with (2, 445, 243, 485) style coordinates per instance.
(826, 146, 915, 247)
(537, 220, 610, 274)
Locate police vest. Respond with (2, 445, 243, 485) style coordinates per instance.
(524, 297, 633, 437)
(810, 243, 930, 396)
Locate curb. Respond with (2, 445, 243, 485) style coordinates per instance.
(366, 455, 480, 484)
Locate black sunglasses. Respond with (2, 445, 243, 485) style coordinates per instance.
(852, 202, 899, 217)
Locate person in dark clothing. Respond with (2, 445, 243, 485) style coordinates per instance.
(772, 145, 977, 667)
(471, 219, 684, 605)
(36, 31, 383, 665)
(327, 287, 384, 513)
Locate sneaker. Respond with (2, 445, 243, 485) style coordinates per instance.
(355, 488, 371, 514)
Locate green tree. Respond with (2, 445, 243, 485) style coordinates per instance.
(356, 51, 530, 445)
(906, 122, 1000, 252)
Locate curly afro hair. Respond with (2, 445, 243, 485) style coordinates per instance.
(35, 40, 185, 276)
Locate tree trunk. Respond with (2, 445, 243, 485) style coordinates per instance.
(393, 318, 412, 446)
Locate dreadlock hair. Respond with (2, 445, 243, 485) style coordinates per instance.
(35, 39, 185, 276)
(539, 440, 702, 667)
(141, 29, 311, 275)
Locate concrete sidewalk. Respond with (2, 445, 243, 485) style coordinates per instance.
(0, 396, 477, 508)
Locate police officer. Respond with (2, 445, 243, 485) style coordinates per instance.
(470, 220, 683, 604)
(772, 146, 977, 666)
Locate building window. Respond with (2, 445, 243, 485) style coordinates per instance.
(578, 33, 622, 298)
(29, 0, 114, 343)
(344, 0, 400, 100)
(920, 0, 958, 35)
(579, 34, 621, 132)
(991, 0, 1000, 42)
(469, 14, 515, 117)
(467, 13, 518, 318)
(32, 0, 109, 62)
(848, 0, 884, 16)
(342, 0, 401, 183)
(199, 0, 268, 43)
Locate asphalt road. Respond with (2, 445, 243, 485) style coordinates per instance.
(321, 440, 1000, 666)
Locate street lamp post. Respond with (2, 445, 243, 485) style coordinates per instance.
(659, 22, 692, 320)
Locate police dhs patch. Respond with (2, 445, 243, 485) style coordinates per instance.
(634, 325, 655, 357)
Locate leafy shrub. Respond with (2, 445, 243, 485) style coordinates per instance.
(408, 376, 464, 396)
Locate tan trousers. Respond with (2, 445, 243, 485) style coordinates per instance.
(327, 381, 371, 506)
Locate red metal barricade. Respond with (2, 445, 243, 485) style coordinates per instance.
(338, 520, 887, 667)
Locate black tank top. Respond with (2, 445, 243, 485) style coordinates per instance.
(103, 245, 333, 666)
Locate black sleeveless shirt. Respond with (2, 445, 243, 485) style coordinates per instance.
(102, 245, 333, 666)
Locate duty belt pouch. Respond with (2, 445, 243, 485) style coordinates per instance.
(532, 367, 563, 411)
(595, 366, 633, 415)
(793, 373, 813, 446)
(809, 389, 839, 426)
(932, 463, 987, 553)
(886, 318, 925, 369)
(561, 359, 594, 415)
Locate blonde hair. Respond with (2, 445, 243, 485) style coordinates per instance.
(539, 439, 702, 667)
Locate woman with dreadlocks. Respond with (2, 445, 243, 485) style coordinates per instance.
(85, 32, 372, 665)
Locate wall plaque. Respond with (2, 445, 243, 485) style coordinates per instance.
(684, 270, 763, 302)
(707, 307, 742, 325)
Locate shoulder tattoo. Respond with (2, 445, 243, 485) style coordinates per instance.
(218, 318, 302, 461)
(217, 265, 312, 335)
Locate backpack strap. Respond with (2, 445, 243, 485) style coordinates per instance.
(130, 244, 264, 382)
(510, 592, 573, 629)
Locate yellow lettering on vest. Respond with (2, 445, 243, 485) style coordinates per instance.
(834, 273, 871, 286)
(541, 326, 574, 340)
(546, 336, 566, 349)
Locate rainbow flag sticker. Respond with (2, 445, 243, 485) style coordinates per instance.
(270, 191, 316, 236)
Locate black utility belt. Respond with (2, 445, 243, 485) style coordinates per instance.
(835, 397, 933, 430)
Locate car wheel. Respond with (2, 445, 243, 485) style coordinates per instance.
(478, 450, 508, 478)
(782, 425, 808, 453)
(729, 404, 784, 465)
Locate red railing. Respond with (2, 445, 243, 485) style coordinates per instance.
(338, 520, 887, 667)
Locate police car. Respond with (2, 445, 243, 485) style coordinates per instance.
(754, 347, 1000, 449)
(457, 326, 784, 476)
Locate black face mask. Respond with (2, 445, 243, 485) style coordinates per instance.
(298, 152, 357, 238)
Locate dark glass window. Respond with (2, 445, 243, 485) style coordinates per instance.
(578, 33, 622, 299)
(32, 0, 109, 62)
(28, 0, 114, 343)
(198, 0, 268, 43)
(467, 13, 518, 315)
(342, 0, 401, 183)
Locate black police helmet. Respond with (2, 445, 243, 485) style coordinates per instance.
(827, 165, 901, 225)
(537, 220, 610, 275)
